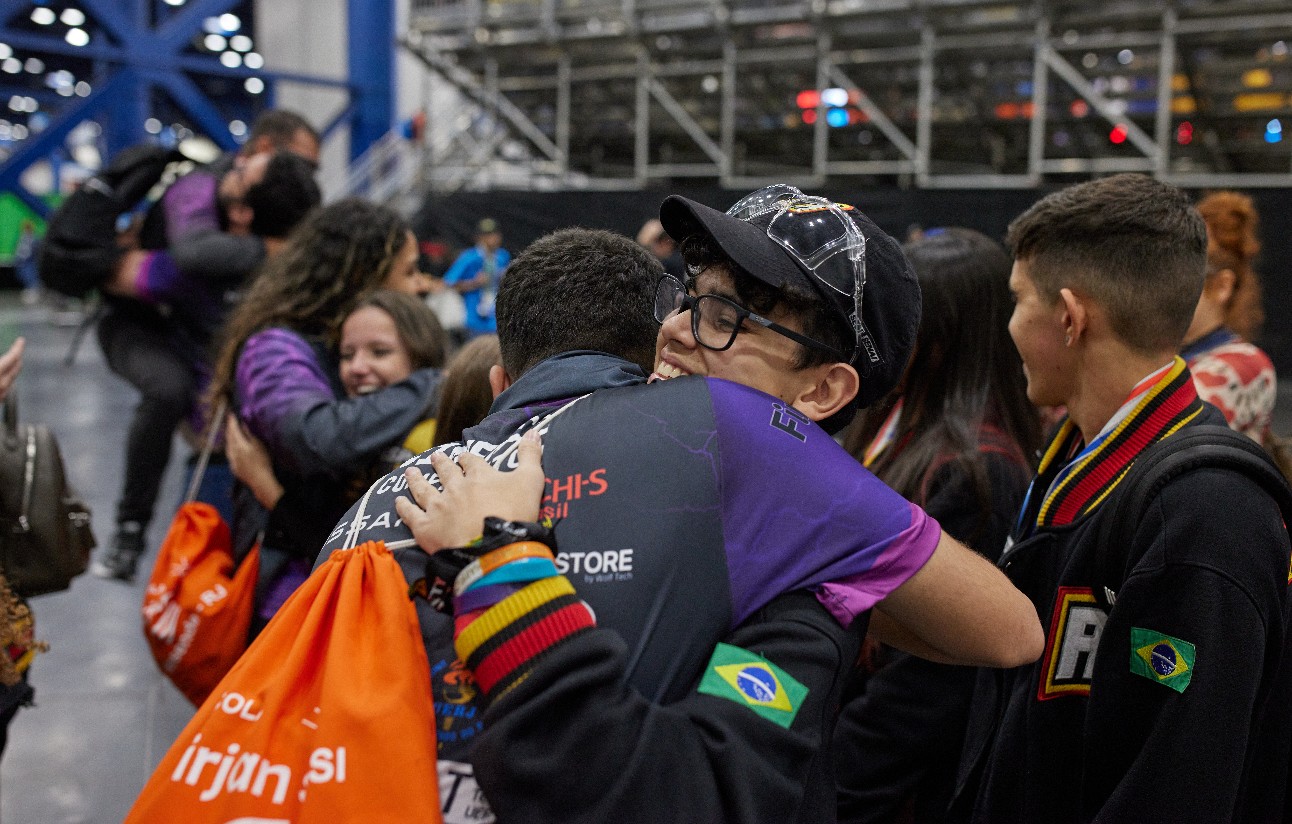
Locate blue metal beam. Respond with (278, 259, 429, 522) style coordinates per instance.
(76, 0, 142, 45)
(0, 71, 127, 217)
(0, 29, 354, 88)
(156, 0, 243, 52)
(0, 5, 39, 27)
(149, 69, 240, 152)
(347, 0, 394, 162)
(0, 0, 369, 212)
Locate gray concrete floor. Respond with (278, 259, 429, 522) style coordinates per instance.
(0, 299, 193, 824)
(2, 295, 1292, 823)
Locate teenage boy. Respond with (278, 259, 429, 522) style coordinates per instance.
(952, 174, 1292, 823)
(318, 189, 1041, 824)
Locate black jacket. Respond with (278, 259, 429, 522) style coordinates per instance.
(953, 387, 1292, 823)
(473, 590, 860, 824)
(835, 442, 1032, 824)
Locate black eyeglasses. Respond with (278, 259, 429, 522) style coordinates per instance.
(653, 275, 847, 359)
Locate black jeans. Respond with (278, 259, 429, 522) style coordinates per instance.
(97, 302, 197, 529)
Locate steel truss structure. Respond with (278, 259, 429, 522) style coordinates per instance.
(404, 0, 1292, 192)
(0, 0, 393, 219)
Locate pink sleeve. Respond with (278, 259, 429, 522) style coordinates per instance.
(813, 501, 942, 626)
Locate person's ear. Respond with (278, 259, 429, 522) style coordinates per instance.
(1058, 288, 1088, 346)
(488, 364, 512, 398)
(1207, 268, 1237, 305)
(792, 362, 860, 422)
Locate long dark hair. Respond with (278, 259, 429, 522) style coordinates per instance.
(209, 199, 411, 409)
(844, 228, 1041, 528)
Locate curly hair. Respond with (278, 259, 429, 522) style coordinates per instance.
(1197, 190, 1264, 341)
(209, 199, 411, 409)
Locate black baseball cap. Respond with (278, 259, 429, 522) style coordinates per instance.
(658, 185, 921, 422)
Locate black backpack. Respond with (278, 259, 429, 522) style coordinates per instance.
(1092, 424, 1292, 609)
(0, 397, 96, 596)
(39, 144, 181, 298)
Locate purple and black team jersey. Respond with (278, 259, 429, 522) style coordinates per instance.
(314, 353, 939, 823)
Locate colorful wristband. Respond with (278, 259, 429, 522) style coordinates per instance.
(454, 581, 525, 615)
(455, 575, 579, 663)
(479, 542, 555, 575)
(460, 557, 559, 596)
(454, 543, 555, 597)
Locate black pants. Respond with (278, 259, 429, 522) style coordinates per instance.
(97, 303, 197, 529)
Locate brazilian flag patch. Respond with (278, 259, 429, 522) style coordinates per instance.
(697, 643, 808, 729)
(1130, 628, 1196, 694)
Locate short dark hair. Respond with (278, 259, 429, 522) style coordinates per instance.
(246, 110, 319, 153)
(495, 228, 661, 378)
(678, 233, 852, 370)
(1006, 174, 1207, 353)
(246, 151, 321, 238)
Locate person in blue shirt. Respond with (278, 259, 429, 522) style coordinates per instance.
(444, 217, 511, 337)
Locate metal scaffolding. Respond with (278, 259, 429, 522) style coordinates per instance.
(403, 0, 1292, 192)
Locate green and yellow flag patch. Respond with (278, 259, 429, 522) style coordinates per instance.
(1130, 628, 1196, 693)
(697, 643, 808, 728)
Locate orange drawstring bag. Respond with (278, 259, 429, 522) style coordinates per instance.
(126, 540, 442, 823)
(141, 404, 258, 707)
(141, 501, 259, 706)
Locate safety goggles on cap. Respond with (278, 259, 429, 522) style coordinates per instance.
(726, 184, 879, 364)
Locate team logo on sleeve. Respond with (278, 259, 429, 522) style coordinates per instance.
(1129, 628, 1195, 693)
(769, 403, 809, 442)
(1038, 587, 1107, 701)
(697, 643, 808, 728)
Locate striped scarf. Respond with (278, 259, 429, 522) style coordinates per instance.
(1027, 357, 1203, 531)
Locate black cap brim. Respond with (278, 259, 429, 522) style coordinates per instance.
(659, 195, 811, 297)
